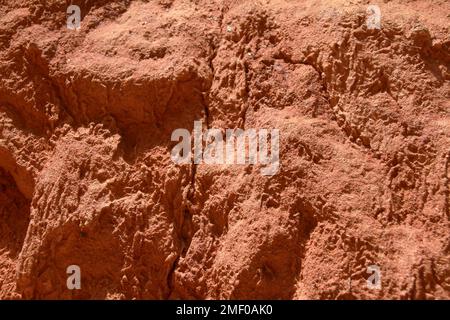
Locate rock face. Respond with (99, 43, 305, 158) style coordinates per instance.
(0, 0, 449, 299)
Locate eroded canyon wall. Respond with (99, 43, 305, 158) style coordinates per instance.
(0, 0, 449, 299)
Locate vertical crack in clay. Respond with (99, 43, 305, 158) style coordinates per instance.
(444, 151, 450, 219)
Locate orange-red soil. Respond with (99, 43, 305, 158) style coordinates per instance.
(0, 0, 449, 299)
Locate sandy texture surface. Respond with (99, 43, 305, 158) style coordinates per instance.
(0, 0, 449, 299)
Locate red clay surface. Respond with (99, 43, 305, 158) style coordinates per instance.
(0, 0, 449, 299)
